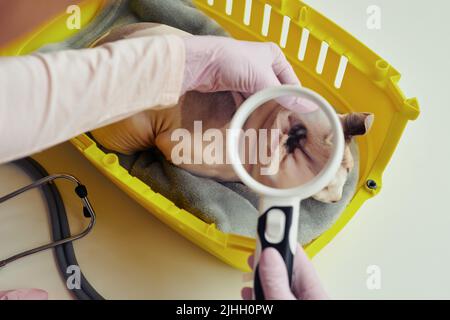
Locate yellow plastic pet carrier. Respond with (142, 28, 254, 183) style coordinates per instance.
(1, 0, 420, 272)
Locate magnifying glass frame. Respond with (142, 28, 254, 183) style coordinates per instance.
(228, 85, 345, 199)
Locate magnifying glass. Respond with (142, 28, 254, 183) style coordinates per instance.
(227, 85, 345, 300)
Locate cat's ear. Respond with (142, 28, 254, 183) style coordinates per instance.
(271, 109, 308, 153)
(339, 112, 374, 138)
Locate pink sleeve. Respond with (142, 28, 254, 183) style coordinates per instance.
(0, 35, 185, 164)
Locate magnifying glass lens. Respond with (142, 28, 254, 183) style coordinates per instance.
(236, 95, 339, 190)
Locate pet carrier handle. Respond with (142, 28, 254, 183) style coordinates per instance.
(253, 198, 300, 300)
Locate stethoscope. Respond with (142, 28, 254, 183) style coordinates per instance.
(0, 171, 96, 268)
(228, 85, 345, 300)
(0, 158, 102, 299)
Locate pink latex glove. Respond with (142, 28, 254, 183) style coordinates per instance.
(182, 36, 317, 113)
(0, 289, 48, 300)
(242, 247, 329, 300)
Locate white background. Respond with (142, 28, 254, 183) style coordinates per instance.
(0, 0, 449, 299)
(307, 0, 450, 299)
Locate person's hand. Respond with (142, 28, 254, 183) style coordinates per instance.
(182, 36, 317, 113)
(0, 289, 48, 300)
(242, 246, 328, 300)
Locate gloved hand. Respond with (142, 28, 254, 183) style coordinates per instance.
(92, 35, 318, 155)
(182, 36, 317, 113)
(0, 289, 48, 300)
(242, 246, 329, 300)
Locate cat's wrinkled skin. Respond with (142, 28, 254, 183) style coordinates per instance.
(91, 23, 374, 204)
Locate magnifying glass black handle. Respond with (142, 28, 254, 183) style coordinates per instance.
(254, 206, 295, 300)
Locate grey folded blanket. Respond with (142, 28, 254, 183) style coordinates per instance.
(43, 0, 358, 245)
(123, 146, 359, 245)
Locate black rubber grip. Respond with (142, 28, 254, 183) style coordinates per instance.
(75, 185, 88, 198)
(254, 206, 294, 300)
(83, 206, 91, 218)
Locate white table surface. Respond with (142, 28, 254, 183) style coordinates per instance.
(1, 0, 449, 299)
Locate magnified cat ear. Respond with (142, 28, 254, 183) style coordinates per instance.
(340, 112, 374, 138)
(271, 109, 308, 153)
